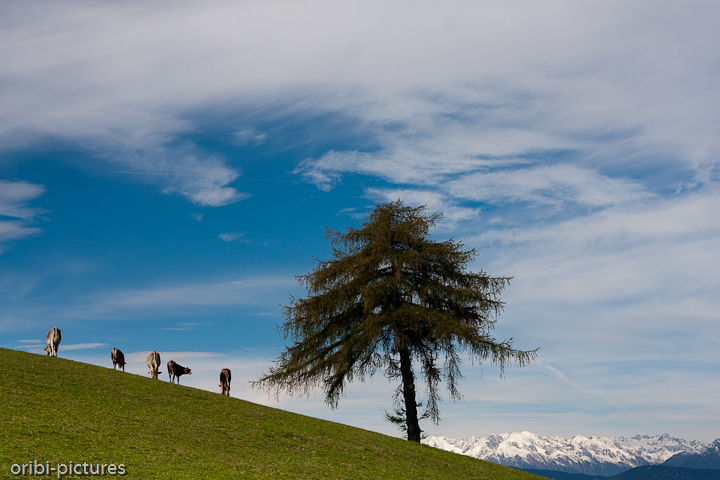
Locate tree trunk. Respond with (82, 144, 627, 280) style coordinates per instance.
(399, 344, 421, 442)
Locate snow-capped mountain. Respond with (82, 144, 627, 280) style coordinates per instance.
(664, 439, 720, 470)
(422, 432, 708, 476)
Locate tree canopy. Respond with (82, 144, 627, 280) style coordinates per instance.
(254, 200, 538, 442)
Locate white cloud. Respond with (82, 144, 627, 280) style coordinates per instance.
(484, 193, 720, 329)
(67, 275, 298, 319)
(464, 189, 720, 399)
(335, 207, 366, 219)
(444, 164, 652, 208)
(158, 322, 209, 331)
(233, 128, 267, 146)
(61, 342, 109, 351)
(219, 231, 244, 242)
(0, 221, 41, 246)
(2, 1, 719, 205)
(0, 180, 46, 218)
(111, 146, 249, 207)
(365, 188, 479, 228)
(0, 180, 46, 252)
(108, 277, 286, 308)
(296, 149, 504, 190)
(13, 341, 109, 354)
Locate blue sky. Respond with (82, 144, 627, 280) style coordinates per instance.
(1, 1, 719, 442)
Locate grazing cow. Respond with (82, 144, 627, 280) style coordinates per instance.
(44, 326, 61, 357)
(146, 350, 162, 379)
(167, 360, 191, 384)
(111, 348, 126, 371)
(219, 368, 231, 396)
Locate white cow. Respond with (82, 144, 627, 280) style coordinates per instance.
(44, 326, 61, 357)
(146, 350, 161, 379)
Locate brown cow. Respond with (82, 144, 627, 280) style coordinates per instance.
(146, 350, 162, 379)
(167, 360, 191, 384)
(219, 368, 231, 396)
(111, 348, 126, 371)
(44, 326, 61, 357)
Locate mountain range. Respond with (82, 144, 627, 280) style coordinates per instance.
(664, 439, 720, 470)
(422, 432, 719, 477)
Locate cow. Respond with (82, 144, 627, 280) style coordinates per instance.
(219, 368, 231, 396)
(146, 350, 162, 379)
(44, 326, 61, 357)
(167, 360, 191, 384)
(111, 348, 126, 371)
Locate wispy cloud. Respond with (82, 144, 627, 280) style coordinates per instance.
(3, 2, 718, 207)
(336, 207, 367, 220)
(365, 188, 479, 228)
(158, 322, 210, 331)
(0, 180, 47, 219)
(67, 275, 298, 319)
(465, 189, 720, 395)
(0, 180, 46, 252)
(219, 231, 244, 242)
(0, 221, 42, 247)
(233, 128, 268, 146)
(110, 146, 250, 207)
(61, 342, 109, 351)
(13, 341, 108, 354)
(444, 164, 653, 208)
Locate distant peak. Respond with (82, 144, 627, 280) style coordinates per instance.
(423, 431, 707, 477)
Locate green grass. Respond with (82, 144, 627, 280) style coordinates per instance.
(0, 348, 543, 479)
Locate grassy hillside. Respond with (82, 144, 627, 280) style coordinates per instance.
(0, 348, 543, 479)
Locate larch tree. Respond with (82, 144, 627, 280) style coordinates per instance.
(254, 200, 538, 442)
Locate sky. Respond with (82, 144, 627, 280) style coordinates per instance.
(1, 0, 719, 443)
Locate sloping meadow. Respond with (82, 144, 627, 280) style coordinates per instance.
(0, 348, 542, 479)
